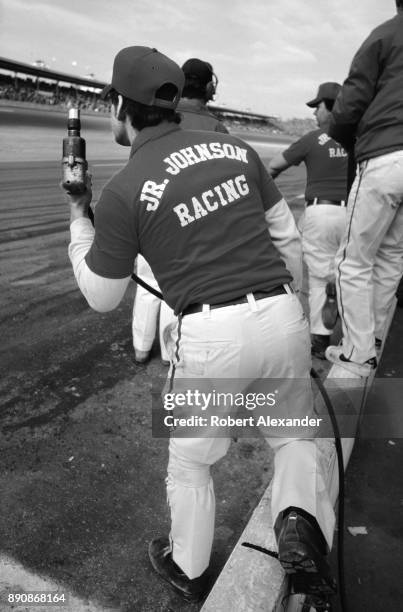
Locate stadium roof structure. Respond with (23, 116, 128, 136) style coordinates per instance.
(0, 56, 277, 124)
(0, 57, 106, 90)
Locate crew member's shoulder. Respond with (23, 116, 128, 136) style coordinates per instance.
(290, 128, 320, 146)
(361, 13, 402, 46)
(374, 13, 402, 35)
(178, 127, 246, 147)
(177, 98, 208, 113)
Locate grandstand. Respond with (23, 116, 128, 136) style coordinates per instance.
(0, 57, 280, 131)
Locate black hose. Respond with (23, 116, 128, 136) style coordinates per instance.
(311, 367, 348, 612)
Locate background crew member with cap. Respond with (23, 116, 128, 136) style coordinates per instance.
(64, 46, 336, 603)
(132, 58, 228, 364)
(269, 83, 348, 359)
(177, 57, 229, 132)
(325, 0, 403, 377)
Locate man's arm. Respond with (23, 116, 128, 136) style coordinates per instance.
(64, 177, 133, 312)
(328, 33, 382, 149)
(69, 217, 131, 312)
(268, 153, 291, 179)
(264, 198, 302, 294)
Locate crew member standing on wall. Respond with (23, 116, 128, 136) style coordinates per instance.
(132, 58, 228, 364)
(326, 0, 403, 376)
(64, 46, 336, 604)
(269, 82, 348, 359)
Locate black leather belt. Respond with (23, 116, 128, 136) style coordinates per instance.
(182, 285, 288, 316)
(306, 198, 346, 207)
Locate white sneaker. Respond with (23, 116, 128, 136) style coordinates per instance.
(325, 345, 377, 377)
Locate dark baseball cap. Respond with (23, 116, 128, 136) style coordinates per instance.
(306, 82, 342, 107)
(181, 58, 213, 85)
(101, 46, 185, 109)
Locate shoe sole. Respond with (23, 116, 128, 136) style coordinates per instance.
(279, 545, 336, 598)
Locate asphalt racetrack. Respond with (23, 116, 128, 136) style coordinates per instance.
(0, 103, 310, 612)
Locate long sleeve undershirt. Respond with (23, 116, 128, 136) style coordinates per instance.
(264, 198, 302, 294)
(68, 217, 131, 312)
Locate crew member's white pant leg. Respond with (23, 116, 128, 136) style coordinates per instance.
(336, 152, 403, 363)
(271, 438, 335, 550)
(167, 437, 231, 579)
(373, 196, 403, 340)
(308, 273, 331, 336)
(255, 293, 335, 549)
(132, 255, 161, 352)
(159, 301, 176, 362)
(301, 205, 346, 335)
(165, 294, 335, 576)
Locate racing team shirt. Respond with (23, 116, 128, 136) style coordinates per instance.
(86, 123, 292, 315)
(282, 129, 348, 201)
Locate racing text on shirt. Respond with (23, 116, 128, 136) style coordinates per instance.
(173, 174, 250, 227)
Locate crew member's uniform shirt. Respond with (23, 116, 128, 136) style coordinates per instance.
(282, 129, 348, 201)
(86, 123, 292, 314)
(176, 98, 228, 133)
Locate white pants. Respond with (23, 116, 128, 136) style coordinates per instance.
(164, 291, 335, 578)
(336, 150, 403, 363)
(132, 255, 175, 361)
(299, 204, 347, 335)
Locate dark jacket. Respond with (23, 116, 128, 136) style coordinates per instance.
(328, 12, 403, 162)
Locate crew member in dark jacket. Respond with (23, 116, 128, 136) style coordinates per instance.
(325, 0, 403, 377)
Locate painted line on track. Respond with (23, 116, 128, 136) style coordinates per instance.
(0, 555, 118, 612)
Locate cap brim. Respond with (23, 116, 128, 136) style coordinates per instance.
(100, 84, 113, 100)
(306, 97, 321, 108)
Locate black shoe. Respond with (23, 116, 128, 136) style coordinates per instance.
(322, 282, 338, 330)
(275, 508, 336, 600)
(311, 334, 330, 360)
(148, 537, 210, 602)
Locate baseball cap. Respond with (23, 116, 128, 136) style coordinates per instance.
(181, 58, 214, 85)
(101, 46, 185, 109)
(306, 82, 341, 107)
